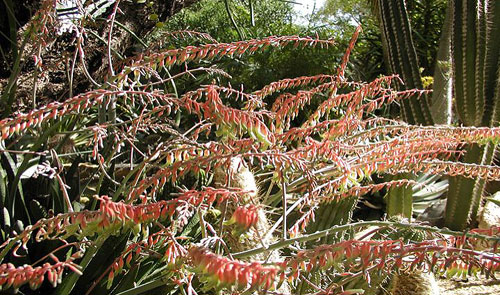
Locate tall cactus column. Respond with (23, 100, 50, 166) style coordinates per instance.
(445, 0, 500, 230)
(375, 0, 434, 219)
(376, 0, 434, 126)
(375, 0, 500, 228)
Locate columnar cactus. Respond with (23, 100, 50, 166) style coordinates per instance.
(374, 0, 500, 230)
(444, 0, 500, 230)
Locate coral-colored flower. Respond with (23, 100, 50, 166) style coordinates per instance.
(0, 255, 81, 290)
(228, 205, 259, 232)
(189, 246, 281, 290)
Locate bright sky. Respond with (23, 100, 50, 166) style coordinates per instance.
(293, 0, 327, 16)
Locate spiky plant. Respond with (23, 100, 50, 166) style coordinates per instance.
(444, 0, 500, 230)
(0, 1, 499, 295)
(373, 0, 500, 230)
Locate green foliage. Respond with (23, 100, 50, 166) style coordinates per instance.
(164, 0, 296, 41)
(405, 0, 447, 76)
(319, 0, 446, 81)
(161, 0, 355, 92)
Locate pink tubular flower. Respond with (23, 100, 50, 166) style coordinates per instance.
(229, 205, 259, 231)
(0, 255, 81, 290)
(189, 246, 281, 290)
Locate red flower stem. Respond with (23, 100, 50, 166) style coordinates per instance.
(31, 241, 85, 266)
(84, 259, 116, 295)
(280, 170, 287, 241)
(232, 221, 500, 259)
(333, 244, 500, 289)
(55, 233, 110, 294)
(404, 246, 500, 263)
(333, 257, 396, 290)
(300, 274, 326, 292)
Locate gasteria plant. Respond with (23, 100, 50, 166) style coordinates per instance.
(0, 1, 499, 295)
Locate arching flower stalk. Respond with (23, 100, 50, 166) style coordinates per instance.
(0, 89, 174, 140)
(289, 179, 418, 236)
(3, 4, 500, 293)
(0, 188, 247, 262)
(104, 232, 188, 290)
(0, 254, 82, 291)
(254, 74, 337, 99)
(189, 246, 284, 291)
(123, 35, 337, 79)
(287, 239, 500, 283)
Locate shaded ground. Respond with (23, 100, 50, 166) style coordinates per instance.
(438, 276, 500, 295)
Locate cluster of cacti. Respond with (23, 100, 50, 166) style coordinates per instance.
(374, 0, 500, 230)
